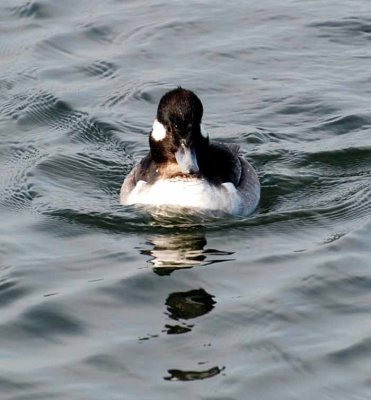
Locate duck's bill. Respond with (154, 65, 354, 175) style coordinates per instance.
(175, 143, 199, 174)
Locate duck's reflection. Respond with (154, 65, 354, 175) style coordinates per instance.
(140, 232, 234, 275)
(138, 232, 229, 380)
(161, 287, 225, 380)
(164, 288, 216, 334)
(164, 365, 225, 381)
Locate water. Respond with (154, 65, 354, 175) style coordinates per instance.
(1, 0, 371, 398)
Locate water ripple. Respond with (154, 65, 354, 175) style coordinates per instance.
(9, 1, 50, 19)
(80, 60, 117, 79)
(311, 17, 371, 45)
(15, 304, 85, 338)
(312, 113, 371, 135)
(0, 144, 42, 210)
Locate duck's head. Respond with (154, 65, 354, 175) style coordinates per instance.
(149, 87, 209, 174)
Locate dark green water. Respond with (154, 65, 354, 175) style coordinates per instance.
(1, 0, 371, 399)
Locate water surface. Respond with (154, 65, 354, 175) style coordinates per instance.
(1, 0, 371, 399)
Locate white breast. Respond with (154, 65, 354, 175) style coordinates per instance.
(124, 179, 243, 215)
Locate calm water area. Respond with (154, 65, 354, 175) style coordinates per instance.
(1, 0, 371, 399)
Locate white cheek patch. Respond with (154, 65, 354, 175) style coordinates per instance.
(201, 124, 209, 139)
(151, 119, 167, 141)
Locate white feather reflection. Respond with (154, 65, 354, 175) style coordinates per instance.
(140, 233, 234, 275)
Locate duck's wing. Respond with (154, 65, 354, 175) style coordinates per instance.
(207, 141, 260, 214)
(204, 142, 242, 185)
(227, 143, 242, 184)
(236, 156, 260, 213)
(120, 153, 153, 205)
(120, 163, 142, 204)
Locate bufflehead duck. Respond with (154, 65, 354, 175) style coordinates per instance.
(120, 88, 260, 216)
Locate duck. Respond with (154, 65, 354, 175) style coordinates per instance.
(120, 87, 260, 216)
